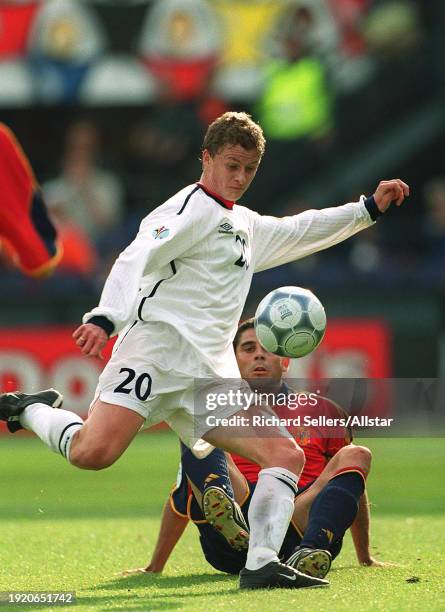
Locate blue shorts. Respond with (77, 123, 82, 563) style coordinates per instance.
(171, 464, 343, 574)
(194, 481, 304, 574)
(196, 480, 343, 574)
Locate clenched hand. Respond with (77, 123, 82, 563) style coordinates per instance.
(73, 323, 108, 359)
(374, 179, 409, 213)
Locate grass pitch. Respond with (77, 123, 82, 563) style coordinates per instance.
(0, 433, 444, 611)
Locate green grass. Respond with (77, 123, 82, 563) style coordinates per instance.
(0, 434, 444, 610)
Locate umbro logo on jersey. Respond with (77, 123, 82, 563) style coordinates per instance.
(152, 226, 170, 239)
(218, 222, 233, 234)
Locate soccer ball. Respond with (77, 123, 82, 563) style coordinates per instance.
(254, 286, 326, 358)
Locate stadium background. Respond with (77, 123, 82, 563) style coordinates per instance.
(0, 2, 444, 609)
(1, 0, 445, 397)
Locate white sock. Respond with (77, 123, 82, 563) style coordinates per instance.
(245, 467, 298, 571)
(19, 403, 83, 460)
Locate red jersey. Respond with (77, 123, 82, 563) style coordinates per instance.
(0, 123, 61, 277)
(231, 394, 351, 488)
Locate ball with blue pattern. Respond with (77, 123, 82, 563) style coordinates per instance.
(254, 286, 327, 358)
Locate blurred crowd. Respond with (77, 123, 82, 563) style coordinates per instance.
(1, 0, 444, 291)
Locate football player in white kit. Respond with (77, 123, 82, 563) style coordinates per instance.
(1, 112, 409, 589)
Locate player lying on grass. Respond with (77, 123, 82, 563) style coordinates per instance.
(127, 320, 384, 579)
(0, 112, 408, 590)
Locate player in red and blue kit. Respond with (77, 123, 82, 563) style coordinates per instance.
(0, 122, 61, 277)
(125, 320, 383, 579)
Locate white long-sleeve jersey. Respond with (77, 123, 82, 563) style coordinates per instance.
(84, 183, 374, 377)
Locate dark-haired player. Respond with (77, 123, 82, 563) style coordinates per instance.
(126, 320, 383, 578)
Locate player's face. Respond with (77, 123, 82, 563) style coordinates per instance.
(201, 145, 261, 201)
(235, 328, 289, 380)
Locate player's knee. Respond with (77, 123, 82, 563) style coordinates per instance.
(291, 444, 305, 471)
(344, 445, 372, 473)
(69, 441, 116, 470)
(268, 439, 305, 473)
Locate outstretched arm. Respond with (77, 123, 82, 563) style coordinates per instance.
(253, 178, 410, 273)
(122, 499, 189, 575)
(350, 490, 390, 567)
(350, 490, 373, 565)
(145, 499, 189, 572)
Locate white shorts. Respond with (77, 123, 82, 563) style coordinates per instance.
(92, 320, 250, 448)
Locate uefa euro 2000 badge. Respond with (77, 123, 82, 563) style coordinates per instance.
(152, 226, 170, 240)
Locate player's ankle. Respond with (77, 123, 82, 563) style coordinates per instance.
(245, 548, 279, 571)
